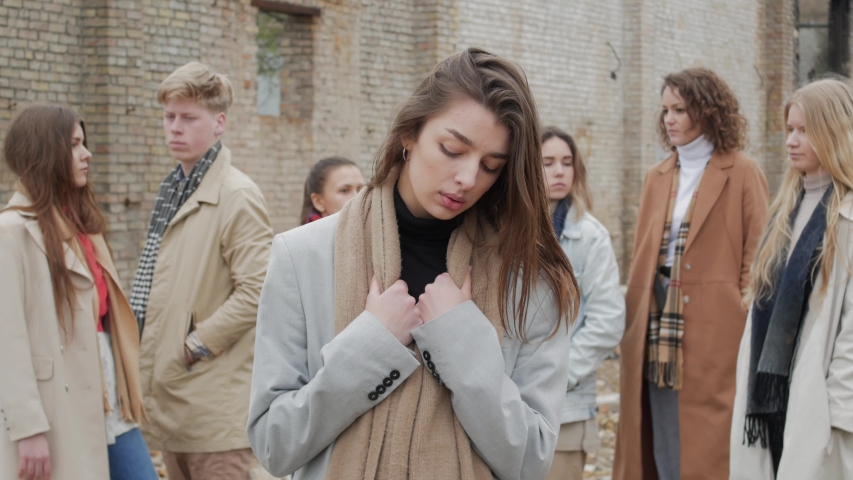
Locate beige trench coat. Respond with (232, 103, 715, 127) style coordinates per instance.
(0, 193, 143, 479)
(615, 150, 768, 480)
(730, 193, 853, 479)
(139, 146, 273, 453)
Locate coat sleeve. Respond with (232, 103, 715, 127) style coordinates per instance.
(410, 283, 571, 480)
(247, 234, 421, 477)
(825, 265, 853, 433)
(0, 225, 51, 441)
(193, 186, 273, 355)
(565, 229, 625, 388)
(740, 161, 769, 296)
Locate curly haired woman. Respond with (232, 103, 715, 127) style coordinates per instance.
(613, 68, 769, 480)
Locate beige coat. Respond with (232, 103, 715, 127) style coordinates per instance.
(615, 150, 768, 480)
(730, 193, 853, 479)
(139, 146, 273, 453)
(0, 193, 144, 480)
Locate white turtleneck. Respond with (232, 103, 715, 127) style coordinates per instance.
(666, 135, 715, 266)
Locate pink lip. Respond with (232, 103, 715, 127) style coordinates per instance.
(552, 182, 566, 189)
(170, 142, 185, 148)
(440, 193, 465, 210)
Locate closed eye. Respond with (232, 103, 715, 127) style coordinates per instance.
(439, 143, 460, 158)
(481, 163, 499, 174)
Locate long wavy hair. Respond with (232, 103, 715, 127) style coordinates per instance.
(657, 68, 748, 154)
(368, 47, 579, 338)
(3, 105, 106, 332)
(541, 126, 593, 221)
(748, 78, 853, 303)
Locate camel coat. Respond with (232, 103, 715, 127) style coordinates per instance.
(614, 150, 768, 480)
(0, 193, 144, 480)
(729, 193, 853, 479)
(138, 146, 273, 453)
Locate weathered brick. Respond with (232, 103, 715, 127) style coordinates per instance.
(0, 0, 840, 288)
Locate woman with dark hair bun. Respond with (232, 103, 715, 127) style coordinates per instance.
(0, 105, 155, 480)
(614, 69, 769, 480)
(249, 48, 579, 480)
(300, 156, 364, 224)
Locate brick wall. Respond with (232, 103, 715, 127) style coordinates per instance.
(0, 0, 85, 202)
(453, 0, 627, 269)
(0, 0, 837, 288)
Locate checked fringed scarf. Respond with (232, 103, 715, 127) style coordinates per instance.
(324, 167, 500, 480)
(646, 161, 704, 390)
(129, 142, 221, 334)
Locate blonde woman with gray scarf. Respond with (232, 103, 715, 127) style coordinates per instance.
(730, 79, 853, 479)
(247, 48, 579, 480)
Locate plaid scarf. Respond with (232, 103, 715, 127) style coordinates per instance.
(129, 142, 221, 334)
(646, 161, 704, 390)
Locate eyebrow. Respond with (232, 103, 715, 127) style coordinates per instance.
(445, 128, 508, 160)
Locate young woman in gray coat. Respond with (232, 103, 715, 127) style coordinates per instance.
(541, 127, 625, 480)
(247, 48, 579, 480)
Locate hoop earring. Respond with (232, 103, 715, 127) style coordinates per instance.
(402, 148, 408, 162)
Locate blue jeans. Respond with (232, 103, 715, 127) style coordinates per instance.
(107, 428, 159, 480)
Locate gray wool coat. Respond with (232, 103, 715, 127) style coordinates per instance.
(246, 214, 572, 480)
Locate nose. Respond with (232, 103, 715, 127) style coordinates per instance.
(454, 157, 479, 190)
(785, 131, 797, 149)
(81, 146, 92, 162)
(664, 111, 675, 125)
(553, 162, 564, 177)
(170, 118, 183, 134)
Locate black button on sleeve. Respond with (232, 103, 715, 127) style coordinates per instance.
(368, 392, 379, 401)
(426, 361, 435, 371)
(390, 370, 400, 380)
(422, 351, 431, 361)
(383, 377, 393, 387)
(375, 385, 386, 394)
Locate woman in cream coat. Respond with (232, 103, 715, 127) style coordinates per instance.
(730, 79, 853, 478)
(0, 106, 151, 480)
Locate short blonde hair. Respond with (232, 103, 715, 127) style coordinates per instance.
(157, 62, 234, 113)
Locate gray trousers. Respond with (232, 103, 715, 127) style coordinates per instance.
(647, 380, 681, 480)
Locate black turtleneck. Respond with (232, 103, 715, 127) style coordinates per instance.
(394, 188, 463, 299)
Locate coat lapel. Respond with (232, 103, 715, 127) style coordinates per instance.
(8, 192, 92, 282)
(646, 155, 678, 261)
(90, 234, 121, 287)
(684, 151, 733, 254)
(21, 213, 92, 282)
(164, 146, 231, 235)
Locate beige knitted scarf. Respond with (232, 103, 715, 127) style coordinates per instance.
(326, 168, 502, 480)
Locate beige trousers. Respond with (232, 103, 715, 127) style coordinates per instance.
(162, 448, 255, 480)
(546, 450, 587, 480)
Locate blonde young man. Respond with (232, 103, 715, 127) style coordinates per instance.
(130, 62, 273, 479)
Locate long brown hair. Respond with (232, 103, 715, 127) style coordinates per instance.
(541, 126, 593, 220)
(657, 68, 748, 154)
(300, 156, 358, 224)
(369, 47, 579, 338)
(3, 105, 106, 331)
